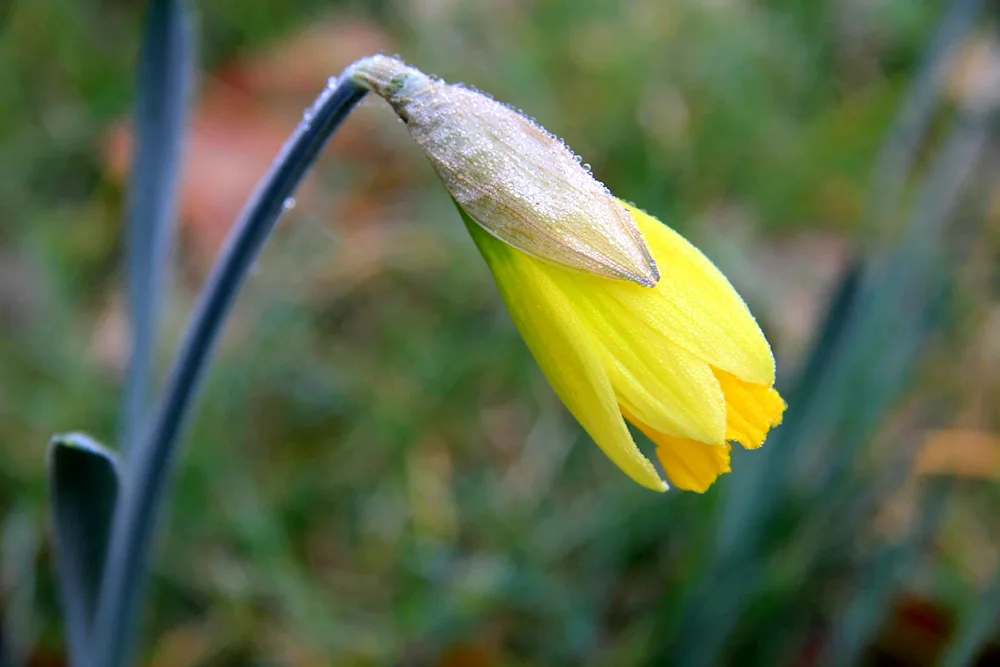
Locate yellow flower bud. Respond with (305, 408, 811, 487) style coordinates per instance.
(345, 55, 785, 492)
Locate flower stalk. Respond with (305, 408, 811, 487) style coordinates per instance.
(89, 78, 368, 667)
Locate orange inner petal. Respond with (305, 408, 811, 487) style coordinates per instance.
(623, 407, 732, 493)
(714, 368, 786, 450)
(622, 371, 783, 492)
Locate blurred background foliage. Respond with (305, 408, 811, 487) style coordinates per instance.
(2, 0, 1000, 665)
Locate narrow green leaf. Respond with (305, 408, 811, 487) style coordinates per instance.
(48, 433, 121, 665)
(91, 78, 369, 667)
(121, 0, 192, 454)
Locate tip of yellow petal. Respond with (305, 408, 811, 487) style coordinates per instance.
(621, 451, 670, 492)
(654, 438, 732, 493)
(621, 406, 723, 492)
(715, 369, 786, 450)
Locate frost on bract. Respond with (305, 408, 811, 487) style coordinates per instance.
(346, 55, 659, 287)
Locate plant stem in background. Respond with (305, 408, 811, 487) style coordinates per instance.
(89, 78, 368, 667)
(121, 0, 192, 455)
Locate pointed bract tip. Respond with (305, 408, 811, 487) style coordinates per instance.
(634, 273, 657, 288)
(346, 54, 660, 284)
(635, 257, 659, 287)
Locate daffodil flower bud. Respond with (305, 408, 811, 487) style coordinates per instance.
(344, 55, 785, 492)
(346, 55, 659, 287)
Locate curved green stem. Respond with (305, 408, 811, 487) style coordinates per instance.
(90, 78, 368, 667)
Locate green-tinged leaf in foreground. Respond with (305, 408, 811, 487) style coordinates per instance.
(48, 433, 121, 665)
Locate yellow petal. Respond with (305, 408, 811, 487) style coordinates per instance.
(463, 208, 667, 491)
(566, 202, 775, 386)
(714, 369, 786, 449)
(625, 408, 731, 493)
(549, 273, 726, 444)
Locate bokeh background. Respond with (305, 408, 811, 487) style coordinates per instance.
(2, 0, 1000, 665)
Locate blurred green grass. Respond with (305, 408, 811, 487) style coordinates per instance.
(2, 0, 1000, 665)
